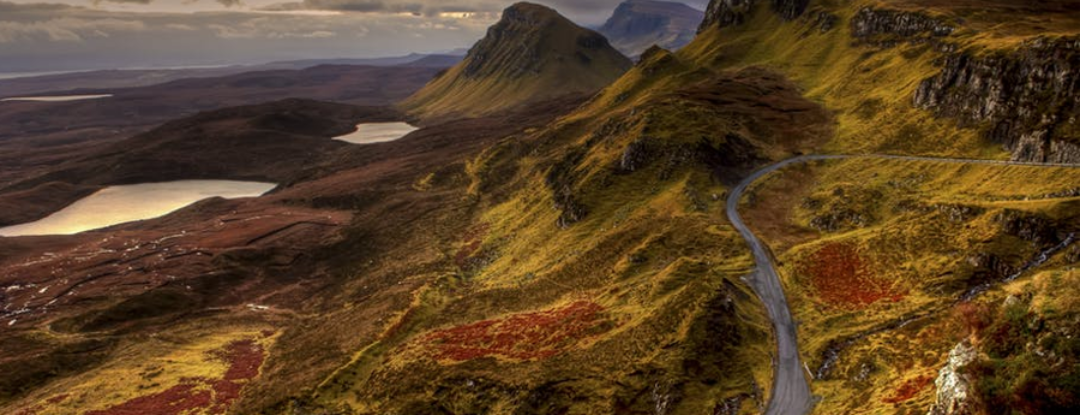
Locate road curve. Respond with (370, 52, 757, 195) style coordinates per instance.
(726, 154, 1080, 415)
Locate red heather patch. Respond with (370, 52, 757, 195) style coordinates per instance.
(801, 242, 905, 309)
(421, 301, 609, 361)
(213, 339, 264, 381)
(86, 339, 265, 415)
(83, 383, 211, 415)
(883, 375, 934, 404)
(454, 223, 490, 268)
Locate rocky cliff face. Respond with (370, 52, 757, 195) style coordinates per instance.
(850, 7, 954, 40)
(914, 36, 1080, 163)
(700, 0, 755, 30)
(771, 0, 810, 21)
(927, 342, 978, 415)
(700, 0, 810, 31)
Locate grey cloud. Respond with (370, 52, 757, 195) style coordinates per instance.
(0, 17, 147, 43)
(0, 0, 494, 72)
(92, 0, 154, 5)
(265, 0, 708, 24)
(0, 0, 709, 73)
(259, 0, 505, 17)
(217, 0, 244, 7)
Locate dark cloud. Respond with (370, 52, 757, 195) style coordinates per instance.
(0, 0, 710, 72)
(0, 0, 494, 72)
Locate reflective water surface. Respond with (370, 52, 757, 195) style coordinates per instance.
(1, 94, 113, 102)
(0, 180, 275, 237)
(332, 122, 418, 144)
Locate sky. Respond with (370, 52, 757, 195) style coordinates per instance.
(0, 0, 709, 73)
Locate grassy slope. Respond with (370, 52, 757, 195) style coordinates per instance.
(286, 39, 835, 414)
(682, 3, 998, 158)
(10, 1, 1080, 414)
(378, 0, 1080, 412)
(311, 75, 787, 414)
(10, 319, 276, 415)
(742, 158, 1080, 413)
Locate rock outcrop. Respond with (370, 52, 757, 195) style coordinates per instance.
(599, 0, 704, 57)
(770, 0, 810, 21)
(699, 0, 810, 31)
(927, 342, 978, 415)
(701, 0, 755, 30)
(914, 36, 1080, 163)
(994, 209, 1065, 246)
(850, 7, 954, 39)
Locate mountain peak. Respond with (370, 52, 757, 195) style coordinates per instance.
(501, 2, 560, 21)
(599, 0, 704, 57)
(402, 2, 631, 120)
(461, 2, 619, 79)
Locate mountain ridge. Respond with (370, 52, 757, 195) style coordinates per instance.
(400, 2, 632, 121)
(599, 0, 705, 57)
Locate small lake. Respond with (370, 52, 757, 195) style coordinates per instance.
(333, 122, 418, 145)
(1, 94, 113, 102)
(0, 180, 275, 237)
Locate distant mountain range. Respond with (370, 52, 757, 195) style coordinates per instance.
(599, 0, 705, 57)
(0, 53, 463, 98)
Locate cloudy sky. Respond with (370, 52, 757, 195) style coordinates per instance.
(0, 0, 708, 73)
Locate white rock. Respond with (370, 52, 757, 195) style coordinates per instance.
(927, 341, 978, 415)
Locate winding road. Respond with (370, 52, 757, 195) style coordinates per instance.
(726, 154, 1080, 415)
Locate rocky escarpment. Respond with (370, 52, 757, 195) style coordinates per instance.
(914, 37, 1080, 163)
(850, 7, 954, 40)
(927, 342, 978, 415)
(771, 0, 809, 21)
(700, 0, 755, 30)
(701, 0, 813, 30)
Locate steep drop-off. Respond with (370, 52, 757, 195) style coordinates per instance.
(692, 0, 1080, 163)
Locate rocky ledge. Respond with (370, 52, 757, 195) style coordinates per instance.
(700, 0, 810, 31)
(851, 7, 954, 40)
(915, 36, 1080, 163)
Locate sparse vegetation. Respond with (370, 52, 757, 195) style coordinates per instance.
(5, 1, 1080, 414)
(742, 157, 1080, 413)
